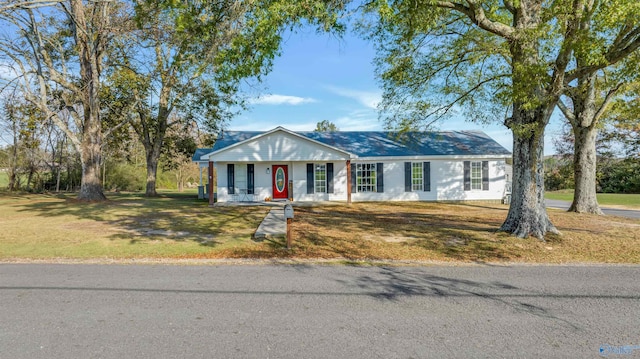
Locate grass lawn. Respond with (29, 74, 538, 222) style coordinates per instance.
(1, 192, 639, 264)
(546, 190, 640, 209)
(0, 191, 271, 260)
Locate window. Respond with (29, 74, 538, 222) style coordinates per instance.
(356, 163, 377, 192)
(412, 162, 423, 191)
(471, 161, 482, 190)
(314, 164, 326, 193)
(405, 161, 430, 192)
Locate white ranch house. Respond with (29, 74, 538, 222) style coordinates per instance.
(192, 126, 511, 204)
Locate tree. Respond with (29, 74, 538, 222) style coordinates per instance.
(105, 0, 347, 196)
(160, 120, 203, 192)
(0, 91, 47, 191)
(1, 93, 23, 191)
(368, 0, 640, 239)
(602, 84, 640, 159)
(0, 0, 131, 200)
(314, 120, 339, 132)
(556, 28, 640, 214)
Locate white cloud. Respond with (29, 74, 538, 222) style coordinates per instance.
(332, 109, 383, 131)
(228, 118, 318, 132)
(249, 94, 317, 106)
(325, 85, 382, 110)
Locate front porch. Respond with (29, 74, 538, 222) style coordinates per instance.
(194, 160, 353, 206)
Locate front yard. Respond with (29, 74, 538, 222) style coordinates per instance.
(1, 192, 639, 263)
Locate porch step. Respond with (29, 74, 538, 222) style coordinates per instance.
(254, 207, 286, 240)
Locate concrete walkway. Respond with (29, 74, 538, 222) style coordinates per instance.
(254, 206, 287, 239)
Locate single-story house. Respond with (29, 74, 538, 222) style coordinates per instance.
(192, 126, 511, 204)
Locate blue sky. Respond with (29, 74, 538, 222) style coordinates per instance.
(231, 27, 566, 155)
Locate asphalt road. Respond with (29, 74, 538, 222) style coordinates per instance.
(1, 264, 639, 359)
(546, 199, 640, 219)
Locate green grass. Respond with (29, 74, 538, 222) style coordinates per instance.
(546, 190, 640, 208)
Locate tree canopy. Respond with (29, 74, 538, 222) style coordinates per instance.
(366, 0, 640, 239)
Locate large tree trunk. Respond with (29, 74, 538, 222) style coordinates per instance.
(569, 124, 602, 214)
(500, 122, 559, 240)
(565, 72, 604, 214)
(141, 124, 166, 197)
(145, 149, 160, 197)
(500, 1, 561, 240)
(71, 0, 108, 201)
(78, 120, 106, 201)
(140, 100, 169, 197)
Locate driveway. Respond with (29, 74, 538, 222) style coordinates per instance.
(2, 264, 640, 358)
(546, 199, 640, 219)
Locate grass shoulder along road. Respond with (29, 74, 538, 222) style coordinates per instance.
(0, 192, 639, 264)
(546, 190, 640, 209)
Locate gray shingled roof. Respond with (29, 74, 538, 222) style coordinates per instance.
(194, 129, 511, 160)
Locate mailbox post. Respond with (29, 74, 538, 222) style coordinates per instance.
(283, 204, 294, 249)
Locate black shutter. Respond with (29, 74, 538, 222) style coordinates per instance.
(376, 163, 384, 193)
(404, 162, 412, 192)
(247, 164, 254, 194)
(327, 163, 334, 193)
(423, 162, 431, 192)
(306, 163, 314, 194)
(463, 161, 471, 191)
(227, 164, 235, 194)
(351, 163, 356, 193)
(482, 161, 489, 191)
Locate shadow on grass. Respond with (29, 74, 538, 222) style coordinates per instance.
(291, 203, 519, 262)
(9, 192, 269, 248)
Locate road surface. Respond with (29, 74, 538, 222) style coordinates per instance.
(546, 199, 640, 219)
(1, 264, 639, 358)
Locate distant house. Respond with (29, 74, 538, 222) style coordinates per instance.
(192, 126, 511, 203)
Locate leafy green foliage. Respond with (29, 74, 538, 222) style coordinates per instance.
(601, 83, 640, 159)
(365, 1, 517, 129)
(104, 0, 348, 195)
(544, 156, 574, 191)
(599, 158, 640, 194)
(314, 120, 339, 132)
(366, 1, 640, 132)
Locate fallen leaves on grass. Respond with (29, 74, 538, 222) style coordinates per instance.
(1, 193, 639, 263)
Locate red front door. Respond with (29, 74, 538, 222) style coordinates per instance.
(272, 165, 288, 199)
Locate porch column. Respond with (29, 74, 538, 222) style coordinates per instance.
(346, 160, 351, 205)
(208, 161, 214, 206)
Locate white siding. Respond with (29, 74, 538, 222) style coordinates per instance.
(433, 160, 506, 201)
(214, 159, 507, 203)
(214, 161, 349, 202)
(351, 159, 507, 202)
(207, 131, 349, 162)
(293, 161, 348, 202)
(351, 161, 438, 202)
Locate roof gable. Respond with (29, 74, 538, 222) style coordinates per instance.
(200, 127, 352, 162)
